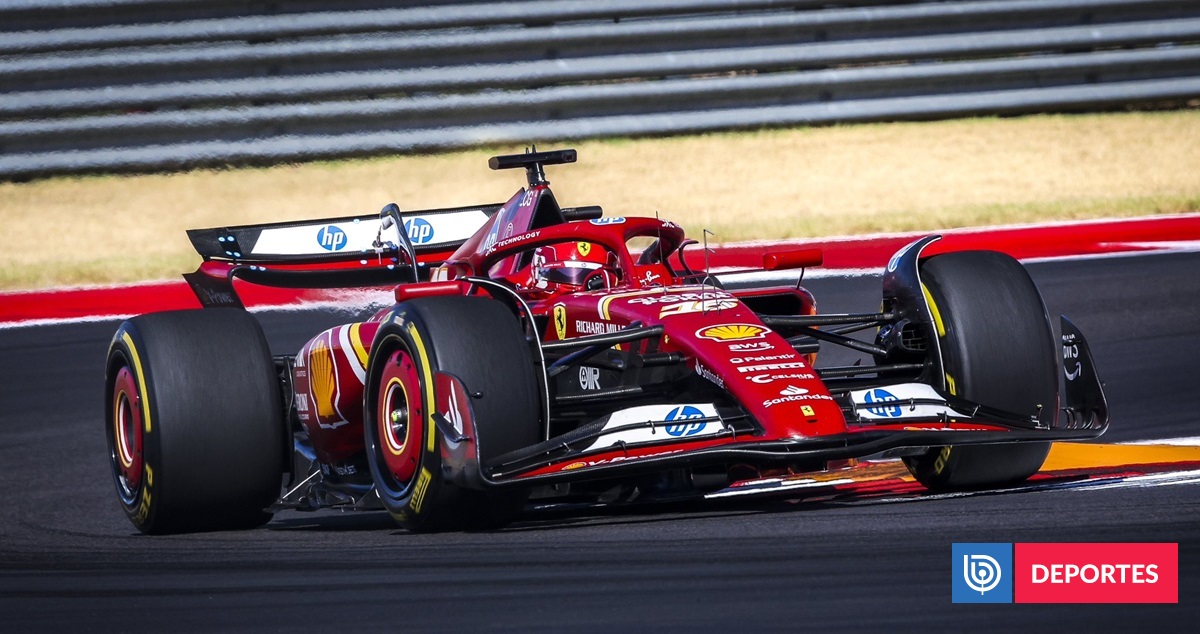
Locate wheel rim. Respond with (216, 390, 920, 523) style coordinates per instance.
(377, 348, 424, 488)
(111, 366, 143, 504)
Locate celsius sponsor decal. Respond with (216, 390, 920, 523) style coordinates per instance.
(579, 366, 602, 390)
(559, 449, 684, 471)
(730, 353, 793, 364)
(737, 361, 808, 374)
(659, 299, 738, 317)
(664, 406, 707, 437)
(729, 341, 775, 352)
(747, 372, 816, 384)
(553, 304, 567, 340)
(695, 362, 725, 388)
(404, 218, 435, 245)
(590, 216, 626, 225)
(696, 323, 769, 342)
(953, 543, 1178, 604)
(762, 385, 833, 407)
(316, 225, 348, 251)
(628, 291, 734, 305)
(576, 320, 621, 335)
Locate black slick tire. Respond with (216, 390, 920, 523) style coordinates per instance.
(364, 296, 540, 532)
(903, 251, 1055, 491)
(105, 308, 285, 534)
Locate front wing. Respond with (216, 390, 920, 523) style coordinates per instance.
(431, 315, 1107, 489)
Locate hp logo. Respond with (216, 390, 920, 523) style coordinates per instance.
(316, 225, 347, 251)
(404, 218, 435, 245)
(664, 406, 706, 437)
(589, 217, 626, 225)
(864, 388, 901, 417)
(952, 543, 1013, 603)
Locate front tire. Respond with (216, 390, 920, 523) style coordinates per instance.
(364, 296, 541, 532)
(105, 309, 285, 534)
(903, 251, 1055, 491)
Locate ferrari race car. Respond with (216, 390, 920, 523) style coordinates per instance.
(105, 149, 1109, 534)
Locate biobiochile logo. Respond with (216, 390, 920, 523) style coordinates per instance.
(952, 543, 1013, 603)
(952, 543, 1178, 604)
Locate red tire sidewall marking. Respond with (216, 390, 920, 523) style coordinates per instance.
(377, 347, 424, 487)
(111, 365, 144, 499)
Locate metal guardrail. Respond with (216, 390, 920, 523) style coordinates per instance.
(1, 0, 1198, 179)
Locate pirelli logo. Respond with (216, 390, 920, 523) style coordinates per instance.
(411, 467, 432, 514)
(737, 361, 807, 373)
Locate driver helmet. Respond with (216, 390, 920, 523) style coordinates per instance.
(530, 242, 617, 292)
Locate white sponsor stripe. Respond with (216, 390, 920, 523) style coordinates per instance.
(337, 324, 367, 383)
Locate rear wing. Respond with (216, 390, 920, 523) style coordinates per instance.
(183, 203, 501, 307)
(188, 203, 500, 263)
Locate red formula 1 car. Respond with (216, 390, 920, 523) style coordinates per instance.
(105, 149, 1109, 533)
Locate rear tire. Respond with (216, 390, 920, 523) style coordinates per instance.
(903, 251, 1055, 491)
(364, 296, 541, 532)
(105, 309, 285, 534)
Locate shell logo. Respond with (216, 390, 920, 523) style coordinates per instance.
(309, 339, 337, 418)
(696, 324, 769, 342)
(563, 461, 587, 471)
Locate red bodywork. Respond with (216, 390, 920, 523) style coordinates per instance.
(180, 157, 1105, 488)
(282, 182, 1007, 480)
(286, 183, 848, 472)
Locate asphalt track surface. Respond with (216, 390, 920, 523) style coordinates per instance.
(1, 250, 1197, 631)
